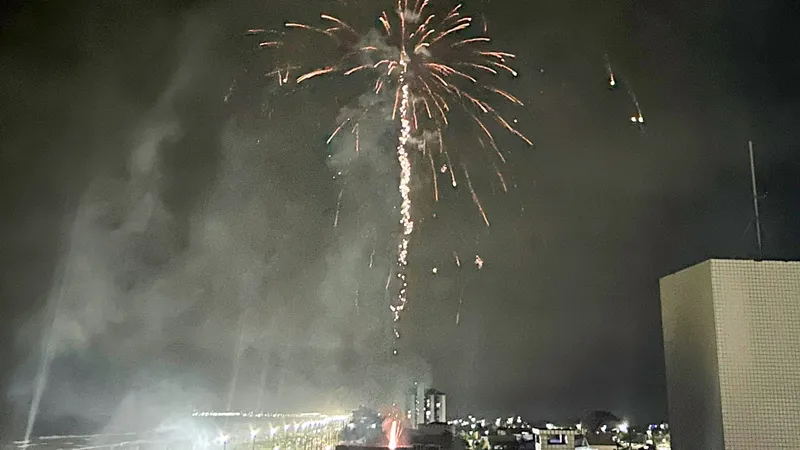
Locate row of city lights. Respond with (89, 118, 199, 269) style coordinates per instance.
(450, 415, 667, 434)
(196, 412, 348, 450)
(192, 412, 343, 419)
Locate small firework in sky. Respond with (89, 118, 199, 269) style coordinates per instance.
(605, 54, 645, 129)
(627, 86, 645, 132)
(604, 53, 617, 90)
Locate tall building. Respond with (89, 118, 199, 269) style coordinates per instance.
(406, 382, 427, 428)
(660, 259, 800, 450)
(423, 389, 446, 424)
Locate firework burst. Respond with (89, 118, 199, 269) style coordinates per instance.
(251, 0, 530, 349)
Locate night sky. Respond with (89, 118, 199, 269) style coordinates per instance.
(2, 0, 799, 438)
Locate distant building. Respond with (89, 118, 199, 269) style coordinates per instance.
(487, 434, 519, 450)
(411, 425, 465, 450)
(406, 382, 428, 428)
(660, 259, 800, 450)
(417, 423, 454, 436)
(531, 428, 578, 450)
(423, 389, 446, 424)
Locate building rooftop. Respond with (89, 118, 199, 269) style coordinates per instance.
(532, 428, 578, 434)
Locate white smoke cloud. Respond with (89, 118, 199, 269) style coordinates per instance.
(12, 7, 433, 439)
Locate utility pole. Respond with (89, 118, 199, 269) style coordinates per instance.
(748, 140, 764, 260)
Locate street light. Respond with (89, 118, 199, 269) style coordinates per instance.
(251, 429, 260, 450)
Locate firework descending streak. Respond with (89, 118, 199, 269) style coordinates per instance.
(251, 0, 531, 352)
(393, 61, 413, 343)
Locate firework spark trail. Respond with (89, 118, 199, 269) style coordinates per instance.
(333, 189, 343, 228)
(463, 164, 489, 226)
(226, 317, 246, 414)
(387, 420, 400, 450)
(604, 53, 617, 88)
(354, 123, 360, 153)
(444, 151, 457, 187)
(297, 67, 336, 84)
(628, 87, 645, 125)
(391, 60, 414, 343)
(455, 287, 464, 325)
(494, 163, 508, 192)
(428, 148, 439, 202)
(605, 55, 644, 125)
(369, 245, 375, 268)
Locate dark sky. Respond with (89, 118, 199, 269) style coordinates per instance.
(2, 0, 799, 438)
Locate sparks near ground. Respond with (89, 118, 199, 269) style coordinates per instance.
(250, 0, 531, 351)
(381, 412, 404, 450)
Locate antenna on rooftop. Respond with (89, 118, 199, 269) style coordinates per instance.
(748, 140, 764, 260)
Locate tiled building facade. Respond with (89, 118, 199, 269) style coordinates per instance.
(660, 259, 800, 450)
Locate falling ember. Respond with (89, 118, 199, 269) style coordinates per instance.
(475, 255, 484, 269)
(454, 251, 461, 267)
